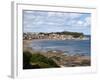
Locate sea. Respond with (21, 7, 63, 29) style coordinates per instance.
(30, 39, 91, 56)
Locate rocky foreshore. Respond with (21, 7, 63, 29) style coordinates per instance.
(23, 40, 90, 68)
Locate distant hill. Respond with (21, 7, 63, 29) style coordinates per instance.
(23, 31, 85, 40)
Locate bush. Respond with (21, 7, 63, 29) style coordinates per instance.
(23, 51, 60, 69)
(50, 56, 61, 61)
(30, 53, 60, 68)
(23, 51, 32, 69)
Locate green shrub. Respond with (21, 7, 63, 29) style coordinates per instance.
(23, 51, 32, 69)
(30, 53, 60, 68)
(50, 56, 61, 61)
(23, 51, 60, 69)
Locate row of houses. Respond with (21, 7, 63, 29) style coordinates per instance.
(23, 32, 84, 40)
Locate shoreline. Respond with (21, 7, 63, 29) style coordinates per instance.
(23, 39, 90, 56)
(23, 40, 90, 67)
(23, 38, 89, 41)
(23, 49, 91, 67)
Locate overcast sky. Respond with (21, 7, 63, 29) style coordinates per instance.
(23, 10, 91, 35)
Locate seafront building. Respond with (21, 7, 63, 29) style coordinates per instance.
(23, 32, 89, 40)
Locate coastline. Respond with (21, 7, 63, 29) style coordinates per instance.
(23, 31, 90, 40)
(23, 40, 90, 68)
(23, 38, 89, 46)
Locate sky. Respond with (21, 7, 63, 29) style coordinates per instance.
(23, 10, 91, 35)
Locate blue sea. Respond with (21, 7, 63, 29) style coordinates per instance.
(30, 39, 91, 56)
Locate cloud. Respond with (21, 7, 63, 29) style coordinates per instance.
(84, 16, 91, 27)
(77, 20, 83, 25)
(23, 10, 91, 34)
(24, 10, 34, 14)
(69, 13, 83, 19)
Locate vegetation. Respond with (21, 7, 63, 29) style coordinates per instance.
(55, 31, 84, 38)
(39, 31, 84, 37)
(23, 50, 90, 69)
(23, 51, 33, 69)
(31, 53, 59, 68)
(23, 51, 60, 69)
(50, 56, 61, 61)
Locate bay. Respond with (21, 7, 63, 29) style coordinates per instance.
(30, 39, 91, 56)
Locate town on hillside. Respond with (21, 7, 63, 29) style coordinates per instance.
(23, 31, 89, 40)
